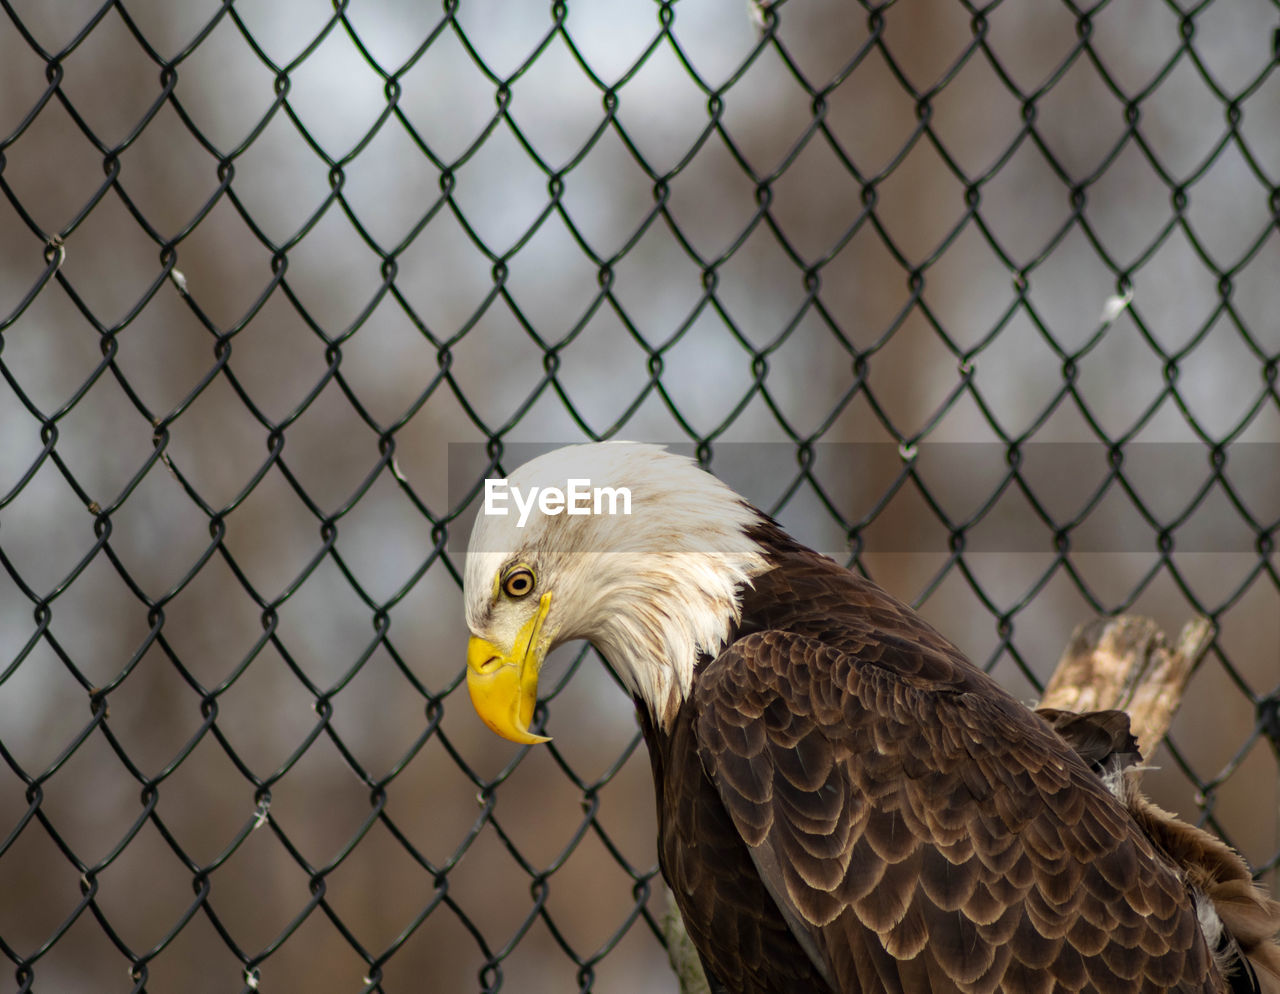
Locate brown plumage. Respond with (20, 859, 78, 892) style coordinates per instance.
(643, 522, 1279, 994)
(1038, 708, 1280, 994)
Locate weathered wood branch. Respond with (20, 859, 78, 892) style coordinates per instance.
(1040, 615, 1214, 765)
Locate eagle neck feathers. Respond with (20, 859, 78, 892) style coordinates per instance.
(589, 514, 777, 733)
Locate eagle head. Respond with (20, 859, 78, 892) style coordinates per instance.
(463, 443, 768, 742)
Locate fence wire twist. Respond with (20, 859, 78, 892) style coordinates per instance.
(0, 0, 1278, 992)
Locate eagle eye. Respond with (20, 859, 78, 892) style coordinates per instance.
(501, 565, 535, 599)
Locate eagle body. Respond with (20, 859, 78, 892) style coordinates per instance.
(646, 523, 1212, 994)
(461, 443, 1280, 994)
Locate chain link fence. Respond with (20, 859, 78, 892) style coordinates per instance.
(1, 0, 1278, 991)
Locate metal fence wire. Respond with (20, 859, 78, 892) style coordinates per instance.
(1, 0, 1279, 991)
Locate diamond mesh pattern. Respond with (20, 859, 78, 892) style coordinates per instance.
(1, 1, 1278, 991)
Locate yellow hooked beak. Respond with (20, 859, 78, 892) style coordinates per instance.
(466, 592, 553, 744)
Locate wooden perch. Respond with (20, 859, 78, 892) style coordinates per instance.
(1040, 615, 1214, 764)
(664, 614, 1215, 994)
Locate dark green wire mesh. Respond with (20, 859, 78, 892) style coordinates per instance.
(0, 1, 1278, 991)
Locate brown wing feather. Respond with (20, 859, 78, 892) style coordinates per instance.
(643, 695, 838, 994)
(1127, 787, 1280, 994)
(1035, 708, 1142, 774)
(693, 624, 1221, 994)
(1036, 706, 1280, 994)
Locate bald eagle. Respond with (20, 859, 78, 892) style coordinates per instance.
(463, 443, 1280, 994)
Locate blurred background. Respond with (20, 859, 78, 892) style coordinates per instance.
(1, 0, 1278, 991)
